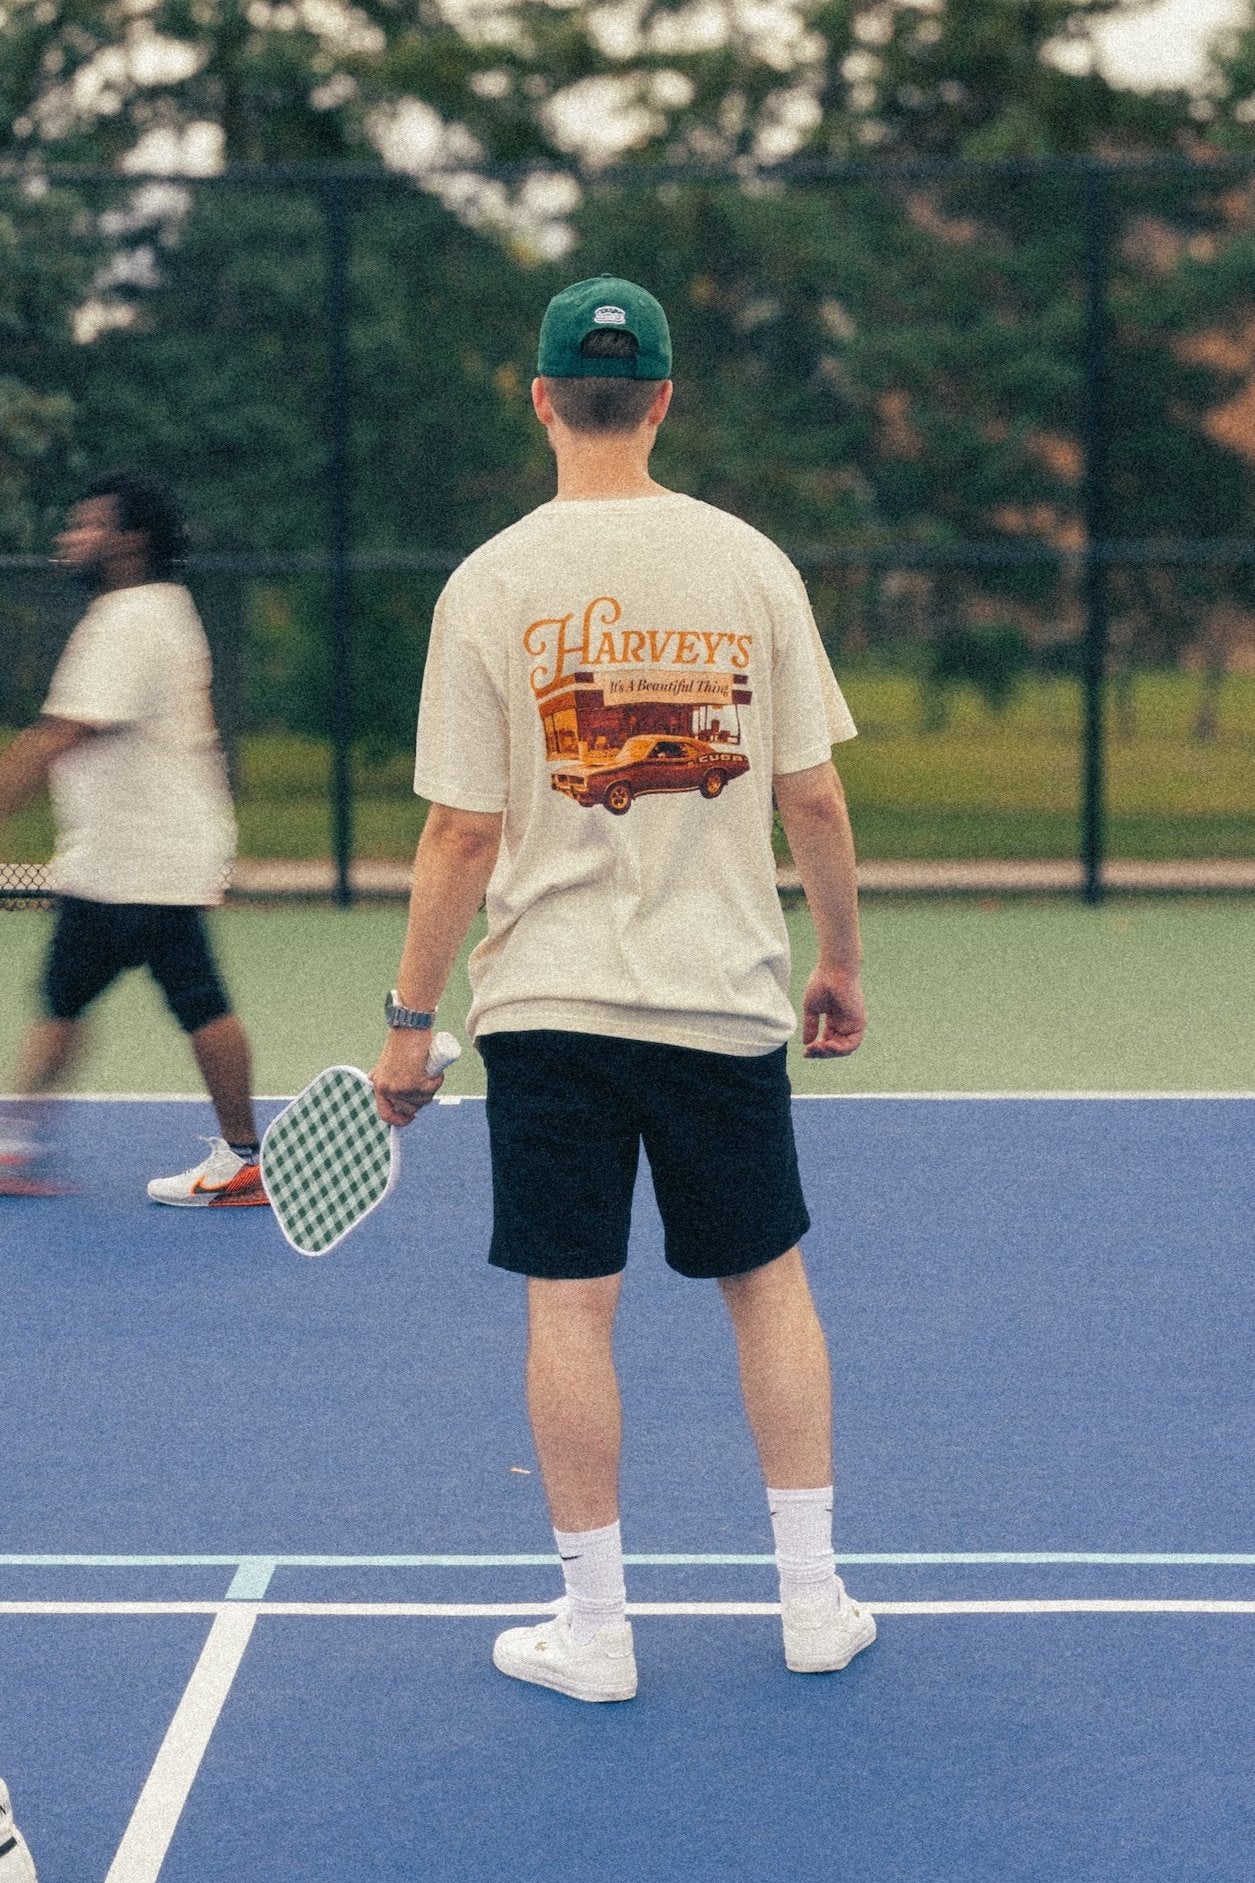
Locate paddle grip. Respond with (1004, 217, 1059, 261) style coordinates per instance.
(426, 1030, 462, 1078)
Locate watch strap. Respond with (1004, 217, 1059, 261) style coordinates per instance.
(385, 989, 435, 1030)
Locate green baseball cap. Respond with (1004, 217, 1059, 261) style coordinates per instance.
(537, 275, 672, 380)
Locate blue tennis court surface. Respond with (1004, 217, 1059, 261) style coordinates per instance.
(3, 1095, 1254, 1880)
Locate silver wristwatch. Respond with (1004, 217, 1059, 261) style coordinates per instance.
(385, 989, 435, 1030)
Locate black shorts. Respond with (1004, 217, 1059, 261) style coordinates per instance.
(480, 1030, 811, 1282)
(42, 897, 232, 1035)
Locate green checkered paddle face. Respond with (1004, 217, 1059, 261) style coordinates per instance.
(261, 1066, 397, 1256)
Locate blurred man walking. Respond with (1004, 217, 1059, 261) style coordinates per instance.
(0, 472, 265, 1206)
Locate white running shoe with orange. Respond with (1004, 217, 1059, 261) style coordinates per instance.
(0, 1778, 38, 1882)
(0, 1135, 65, 1198)
(147, 1138, 268, 1208)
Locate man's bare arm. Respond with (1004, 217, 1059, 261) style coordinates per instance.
(0, 716, 95, 824)
(371, 802, 503, 1124)
(773, 759, 866, 1058)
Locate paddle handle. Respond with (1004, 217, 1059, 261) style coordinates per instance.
(426, 1030, 462, 1078)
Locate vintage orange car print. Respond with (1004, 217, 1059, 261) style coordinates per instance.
(551, 734, 751, 813)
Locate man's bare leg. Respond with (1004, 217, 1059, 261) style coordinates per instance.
(719, 1245, 832, 1488)
(188, 1013, 258, 1146)
(494, 1270, 634, 1673)
(720, 1245, 875, 1667)
(525, 1272, 623, 1531)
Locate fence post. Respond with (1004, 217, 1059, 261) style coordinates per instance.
(321, 178, 354, 909)
(1080, 161, 1111, 906)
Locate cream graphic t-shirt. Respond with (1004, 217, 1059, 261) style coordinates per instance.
(42, 582, 236, 906)
(414, 491, 856, 1055)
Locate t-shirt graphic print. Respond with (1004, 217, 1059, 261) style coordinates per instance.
(531, 594, 753, 816)
(414, 492, 856, 1057)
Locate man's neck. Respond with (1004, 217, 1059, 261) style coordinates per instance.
(98, 555, 155, 592)
(551, 439, 668, 503)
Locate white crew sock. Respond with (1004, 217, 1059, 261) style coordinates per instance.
(767, 1485, 839, 1606)
(553, 1519, 627, 1644)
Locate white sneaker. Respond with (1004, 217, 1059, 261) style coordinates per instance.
(782, 1580, 877, 1673)
(493, 1598, 637, 1702)
(0, 1779, 38, 1882)
(147, 1138, 268, 1209)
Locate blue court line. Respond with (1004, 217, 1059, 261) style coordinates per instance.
(6, 1551, 1255, 1575)
(218, 1553, 1255, 1600)
(7, 1552, 1255, 1607)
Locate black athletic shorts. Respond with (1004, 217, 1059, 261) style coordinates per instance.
(42, 896, 232, 1035)
(480, 1029, 811, 1282)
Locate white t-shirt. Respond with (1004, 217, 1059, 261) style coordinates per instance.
(414, 491, 857, 1056)
(42, 583, 236, 906)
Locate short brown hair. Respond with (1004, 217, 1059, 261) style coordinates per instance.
(543, 329, 665, 434)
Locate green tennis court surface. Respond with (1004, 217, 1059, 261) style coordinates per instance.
(1, 899, 1250, 1097)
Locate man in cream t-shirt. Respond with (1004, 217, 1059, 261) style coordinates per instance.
(0, 472, 266, 1206)
(372, 278, 877, 1700)
(416, 497, 857, 1057)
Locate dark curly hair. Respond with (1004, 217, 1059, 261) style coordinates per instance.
(83, 471, 188, 578)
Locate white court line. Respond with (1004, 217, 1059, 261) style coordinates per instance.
(5, 1598, 1255, 1618)
(103, 1605, 256, 1883)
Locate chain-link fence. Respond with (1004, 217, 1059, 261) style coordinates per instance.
(0, 862, 49, 909)
(4, 156, 1255, 904)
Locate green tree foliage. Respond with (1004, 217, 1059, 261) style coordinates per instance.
(5, 0, 1255, 744)
(0, 0, 559, 739)
(0, 183, 99, 549)
(63, 177, 545, 741)
(816, 0, 1184, 158)
(0, 177, 100, 725)
(562, 1, 1255, 679)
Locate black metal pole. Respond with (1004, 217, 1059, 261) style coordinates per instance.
(1080, 163, 1111, 906)
(322, 179, 354, 908)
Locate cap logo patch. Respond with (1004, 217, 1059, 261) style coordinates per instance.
(593, 304, 627, 325)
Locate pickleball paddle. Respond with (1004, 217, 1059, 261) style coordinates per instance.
(261, 1033, 461, 1256)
